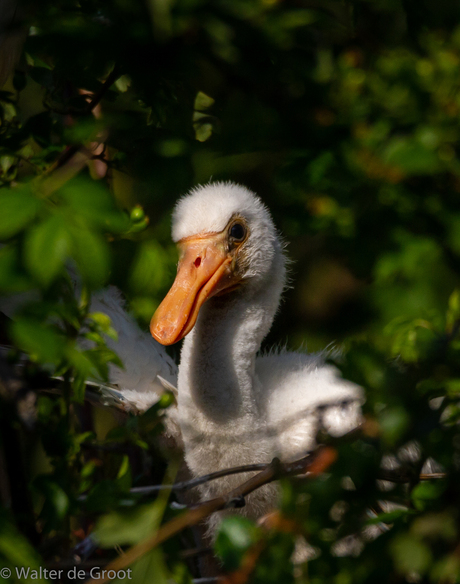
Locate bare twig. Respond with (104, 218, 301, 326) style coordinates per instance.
(129, 463, 268, 496)
(85, 446, 337, 584)
(121, 432, 447, 500)
(44, 66, 119, 175)
(378, 470, 447, 483)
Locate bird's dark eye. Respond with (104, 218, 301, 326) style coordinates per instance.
(229, 223, 246, 241)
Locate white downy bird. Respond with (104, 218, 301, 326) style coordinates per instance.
(150, 182, 363, 537)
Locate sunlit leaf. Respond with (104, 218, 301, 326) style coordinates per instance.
(194, 91, 215, 111)
(69, 226, 110, 289)
(215, 516, 261, 571)
(94, 502, 164, 547)
(129, 241, 170, 296)
(411, 481, 447, 511)
(0, 515, 43, 584)
(129, 549, 170, 584)
(116, 454, 132, 491)
(24, 214, 70, 286)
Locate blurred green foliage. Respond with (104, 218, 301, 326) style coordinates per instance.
(2, 0, 460, 582)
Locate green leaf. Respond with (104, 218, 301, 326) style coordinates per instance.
(66, 346, 96, 378)
(24, 214, 70, 286)
(0, 155, 15, 174)
(0, 514, 43, 584)
(382, 137, 440, 175)
(60, 178, 130, 233)
(215, 516, 260, 571)
(116, 455, 132, 491)
(115, 75, 131, 93)
(383, 316, 435, 362)
(63, 117, 103, 144)
(71, 373, 87, 403)
(129, 549, 171, 584)
(389, 533, 432, 575)
(34, 477, 70, 530)
(84, 481, 130, 514)
(130, 205, 145, 222)
(194, 91, 215, 111)
(94, 503, 164, 547)
(69, 226, 110, 289)
(411, 481, 446, 511)
(0, 188, 41, 239)
(0, 245, 33, 292)
(379, 406, 410, 446)
(366, 508, 413, 525)
(193, 112, 216, 142)
(84, 347, 123, 381)
(88, 312, 115, 335)
(10, 317, 66, 364)
(155, 139, 187, 158)
(446, 289, 460, 332)
(129, 242, 170, 296)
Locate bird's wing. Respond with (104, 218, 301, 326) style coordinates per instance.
(256, 350, 364, 461)
(0, 344, 145, 414)
(0, 285, 179, 418)
(87, 286, 178, 408)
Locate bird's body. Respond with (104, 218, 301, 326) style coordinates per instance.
(151, 182, 363, 537)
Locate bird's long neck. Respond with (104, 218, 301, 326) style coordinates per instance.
(177, 253, 285, 439)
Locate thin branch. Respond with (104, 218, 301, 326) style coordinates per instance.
(85, 446, 338, 584)
(129, 463, 268, 495)
(378, 470, 447, 483)
(114, 432, 447, 500)
(44, 66, 120, 174)
(420, 472, 446, 480)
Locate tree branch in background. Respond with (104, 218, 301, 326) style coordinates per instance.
(130, 464, 447, 500)
(128, 463, 268, 496)
(48, 65, 120, 172)
(36, 65, 121, 198)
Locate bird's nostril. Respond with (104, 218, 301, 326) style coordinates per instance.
(194, 257, 201, 267)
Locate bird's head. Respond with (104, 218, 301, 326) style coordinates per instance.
(150, 182, 283, 345)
